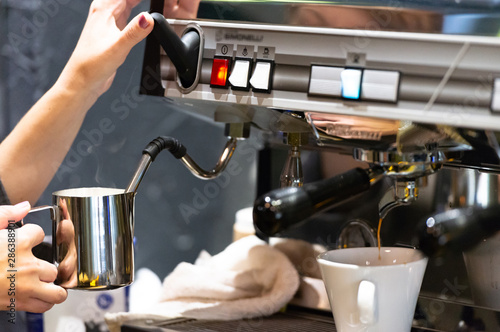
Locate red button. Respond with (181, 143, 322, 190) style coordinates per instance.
(210, 58, 230, 87)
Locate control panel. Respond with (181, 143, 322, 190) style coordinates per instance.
(309, 66, 399, 102)
(142, 18, 500, 131)
(209, 44, 275, 92)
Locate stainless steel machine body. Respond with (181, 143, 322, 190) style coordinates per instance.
(139, 1, 500, 330)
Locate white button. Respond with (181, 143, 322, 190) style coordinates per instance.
(250, 61, 272, 91)
(229, 60, 251, 89)
(341, 69, 362, 100)
(492, 78, 500, 112)
(361, 70, 400, 103)
(309, 66, 343, 97)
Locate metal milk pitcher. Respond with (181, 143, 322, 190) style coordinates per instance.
(29, 188, 135, 290)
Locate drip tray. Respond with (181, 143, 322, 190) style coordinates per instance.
(120, 307, 337, 332)
(120, 306, 433, 332)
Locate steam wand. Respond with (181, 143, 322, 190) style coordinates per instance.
(180, 138, 237, 179)
(126, 136, 237, 194)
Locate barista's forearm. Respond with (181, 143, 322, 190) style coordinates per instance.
(0, 80, 98, 205)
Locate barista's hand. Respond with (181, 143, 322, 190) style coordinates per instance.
(55, 199, 78, 288)
(0, 202, 31, 229)
(0, 204, 68, 313)
(164, 0, 200, 19)
(57, 0, 154, 99)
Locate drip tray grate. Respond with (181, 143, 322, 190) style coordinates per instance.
(159, 313, 336, 332)
(121, 307, 337, 332)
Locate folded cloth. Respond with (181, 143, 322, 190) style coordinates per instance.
(127, 268, 163, 313)
(270, 237, 325, 279)
(105, 235, 300, 331)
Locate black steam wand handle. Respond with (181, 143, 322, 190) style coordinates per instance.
(150, 12, 200, 88)
(253, 167, 383, 237)
(416, 205, 500, 257)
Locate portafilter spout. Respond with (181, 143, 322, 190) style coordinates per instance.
(125, 136, 238, 194)
(354, 148, 444, 219)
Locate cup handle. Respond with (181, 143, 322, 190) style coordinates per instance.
(358, 280, 376, 324)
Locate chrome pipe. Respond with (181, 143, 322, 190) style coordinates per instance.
(180, 138, 237, 179)
(125, 154, 153, 194)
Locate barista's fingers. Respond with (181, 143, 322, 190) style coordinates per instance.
(118, 12, 154, 52)
(164, 0, 200, 19)
(56, 219, 71, 244)
(127, 0, 143, 8)
(18, 298, 56, 313)
(38, 259, 58, 283)
(0, 201, 31, 229)
(17, 284, 67, 313)
(58, 198, 70, 220)
(163, 0, 180, 17)
(57, 247, 77, 277)
(164, 0, 176, 6)
(179, 0, 201, 19)
(17, 223, 45, 248)
(56, 259, 72, 280)
(33, 283, 68, 307)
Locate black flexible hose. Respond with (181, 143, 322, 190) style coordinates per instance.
(142, 136, 187, 160)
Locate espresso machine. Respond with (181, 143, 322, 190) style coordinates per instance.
(130, 0, 500, 330)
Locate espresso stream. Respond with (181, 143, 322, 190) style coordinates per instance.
(377, 217, 383, 260)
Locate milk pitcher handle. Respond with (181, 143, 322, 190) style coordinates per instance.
(16, 205, 60, 263)
(12, 205, 59, 228)
(22, 205, 59, 225)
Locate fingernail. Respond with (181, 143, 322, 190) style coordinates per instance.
(139, 14, 150, 29)
(15, 201, 30, 209)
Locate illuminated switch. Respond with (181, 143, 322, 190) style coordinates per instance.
(210, 58, 231, 88)
(250, 61, 273, 93)
(361, 70, 400, 103)
(309, 66, 343, 97)
(341, 69, 363, 100)
(228, 59, 252, 90)
(491, 78, 500, 112)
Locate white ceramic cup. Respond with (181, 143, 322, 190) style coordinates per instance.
(317, 247, 428, 332)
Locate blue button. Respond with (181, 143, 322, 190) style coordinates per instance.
(341, 69, 363, 100)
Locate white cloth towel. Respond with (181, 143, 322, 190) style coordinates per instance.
(105, 235, 300, 332)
